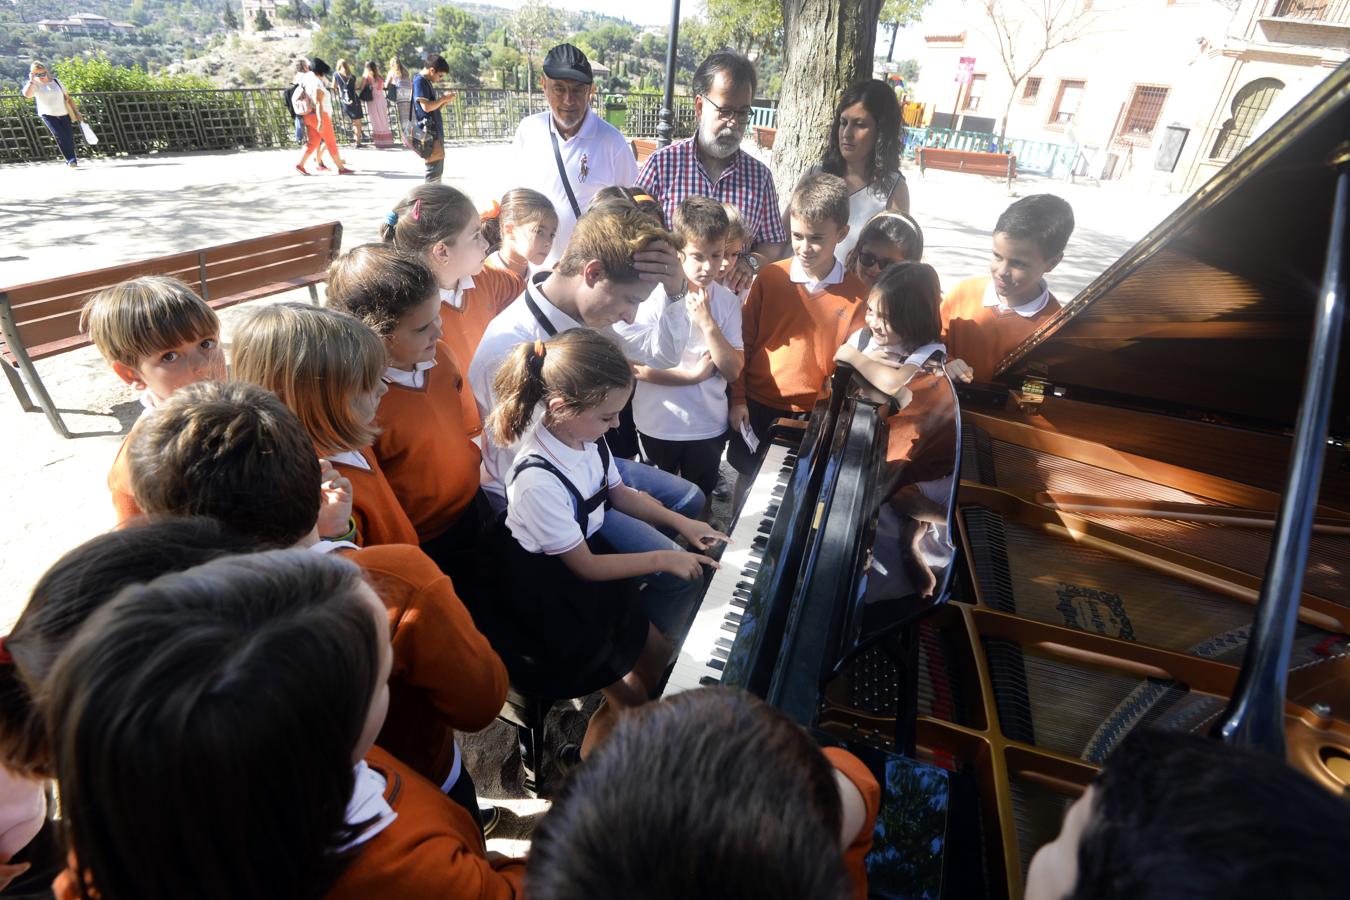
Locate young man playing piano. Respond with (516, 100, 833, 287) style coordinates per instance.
(942, 194, 1074, 384)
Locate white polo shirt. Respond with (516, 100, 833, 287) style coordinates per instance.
(505, 424, 623, 555)
(469, 274, 690, 496)
(511, 108, 639, 266)
(632, 281, 744, 441)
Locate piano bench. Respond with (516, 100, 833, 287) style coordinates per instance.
(498, 686, 565, 797)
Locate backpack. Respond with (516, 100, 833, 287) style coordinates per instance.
(289, 80, 314, 117)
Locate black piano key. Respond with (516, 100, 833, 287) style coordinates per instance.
(708, 658, 726, 671)
(699, 675, 721, 686)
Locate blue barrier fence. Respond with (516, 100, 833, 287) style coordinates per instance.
(902, 126, 1078, 178)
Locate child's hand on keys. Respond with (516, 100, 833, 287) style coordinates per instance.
(655, 550, 719, 581)
(317, 459, 354, 539)
(679, 519, 730, 551)
(945, 358, 975, 383)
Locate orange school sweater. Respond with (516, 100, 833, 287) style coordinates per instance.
(108, 432, 141, 523)
(439, 267, 524, 437)
(329, 746, 526, 900)
(374, 342, 483, 543)
(339, 543, 508, 787)
(823, 747, 883, 900)
(733, 260, 868, 412)
(939, 276, 1061, 383)
(334, 448, 420, 547)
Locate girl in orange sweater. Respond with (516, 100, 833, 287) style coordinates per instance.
(481, 187, 558, 280)
(42, 544, 524, 900)
(230, 303, 419, 548)
(383, 184, 524, 438)
(325, 244, 487, 588)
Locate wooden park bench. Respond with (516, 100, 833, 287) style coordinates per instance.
(0, 221, 343, 437)
(753, 125, 777, 150)
(631, 138, 659, 165)
(915, 147, 1018, 188)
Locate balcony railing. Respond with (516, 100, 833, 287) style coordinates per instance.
(1269, 0, 1349, 24)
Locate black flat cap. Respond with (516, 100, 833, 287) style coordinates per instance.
(543, 43, 593, 84)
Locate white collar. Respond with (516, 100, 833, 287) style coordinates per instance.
(527, 275, 584, 334)
(383, 358, 436, 388)
(548, 108, 593, 142)
(789, 257, 845, 295)
(337, 761, 398, 851)
(902, 341, 947, 369)
(309, 539, 359, 554)
(440, 275, 476, 310)
(531, 423, 593, 469)
(139, 391, 162, 411)
(982, 279, 1051, 318)
(329, 449, 371, 471)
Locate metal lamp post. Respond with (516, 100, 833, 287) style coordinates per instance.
(657, 0, 681, 147)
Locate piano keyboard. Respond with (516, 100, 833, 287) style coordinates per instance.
(664, 442, 794, 695)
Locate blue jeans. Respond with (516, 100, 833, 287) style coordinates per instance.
(601, 458, 705, 638)
(40, 113, 76, 164)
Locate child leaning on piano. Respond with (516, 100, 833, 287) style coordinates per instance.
(480, 328, 727, 758)
(526, 687, 880, 900)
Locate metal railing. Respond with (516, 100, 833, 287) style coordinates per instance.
(1269, 0, 1349, 23)
(1, 87, 715, 164)
(902, 126, 1078, 178)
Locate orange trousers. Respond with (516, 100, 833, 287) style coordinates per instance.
(303, 112, 340, 160)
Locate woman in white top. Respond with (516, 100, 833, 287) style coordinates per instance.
(387, 56, 414, 148)
(21, 61, 81, 167)
(812, 79, 911, 264)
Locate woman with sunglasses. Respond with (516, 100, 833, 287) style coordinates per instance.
(812, 79, 911, 265)
(22, 62, 82, 168)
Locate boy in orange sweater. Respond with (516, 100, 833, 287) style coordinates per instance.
(128, 380, 508, 834)
(79, 276, 226, 522)
(941, 194, 1075, 383)
(729, 173, 868, 492)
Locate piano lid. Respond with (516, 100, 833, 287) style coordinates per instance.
(998, 61, 1350, 437)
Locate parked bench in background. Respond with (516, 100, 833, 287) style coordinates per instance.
(0, 221, 343, 437)
(915, 147, 1017, 188)
(632, 138, 659, 166)
(753, 126, 777, 151)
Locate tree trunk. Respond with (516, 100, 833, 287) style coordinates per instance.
(772, 0, 884, 201)
(887, 22, 898, 62)
(998, 80, 1018, 151)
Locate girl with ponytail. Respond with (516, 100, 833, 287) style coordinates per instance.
(481, 328, 726, 757)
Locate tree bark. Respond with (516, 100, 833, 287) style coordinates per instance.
(887, 22, 898, 62)
(772, 0, 884, 201)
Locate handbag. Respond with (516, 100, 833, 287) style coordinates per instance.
(79, 120, 98, 145)
(407, 116, 436, 159)
(358, 79, 373, 103)
(385, 81, 398, 103)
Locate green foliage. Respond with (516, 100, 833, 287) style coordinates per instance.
(431, 6, 478, 48)
(487, 43, 523, 89)
(364, 21, 426, 72)
(254, 7, 273, 31)
(894, 58, 920, 82)
(238, 65, 259, 84)
(48, 54, 212, 92)
(702, 0, 781, 59)
(879, 0, 931, 27)
(222, 2, 239, 29)
(327, 0, 381, 28)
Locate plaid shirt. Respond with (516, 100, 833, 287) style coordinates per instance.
(637, 138, 788, 247)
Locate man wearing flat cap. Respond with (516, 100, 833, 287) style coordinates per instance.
(511, 43, 639, 266)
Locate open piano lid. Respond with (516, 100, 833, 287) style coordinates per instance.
(998, 61, 1350, 436)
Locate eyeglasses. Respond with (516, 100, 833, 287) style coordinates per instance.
(701, 95, 753, 123)
(857, 251, 903, 270)
(547, 82, 592, 101)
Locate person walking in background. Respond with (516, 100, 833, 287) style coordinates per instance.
(363, 60, 395, 148)
(413, 53, 453, 183)
(334, 59, 366, 148)
(22, 61, 82, 168)
(388, 56, 414, 148)
(296, 57, 352, 176)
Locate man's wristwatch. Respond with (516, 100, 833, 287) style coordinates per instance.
(743, 254, 762, 276)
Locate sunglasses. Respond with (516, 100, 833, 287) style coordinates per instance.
(857, 250, 903, 269)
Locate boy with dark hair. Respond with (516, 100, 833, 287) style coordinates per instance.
(942, 193, 1074, 383)
(1026, 729, 1350, 900)
(527, 688, 879, 900)
(633, 196, 744, 504)
(413, 53, 453, 182)
(126, 380, 508, 832)
(729, 172, 867, 491)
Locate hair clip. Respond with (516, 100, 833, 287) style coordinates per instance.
(631, 193, 656, 205)
(480, 199, 502, 221)
(384, 211, 398, 227)
(532, 339, 546, 359)
(0, 636, 13, 666)
(411, 198, 422, 222)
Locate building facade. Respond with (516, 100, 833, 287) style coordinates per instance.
(241, 0, 281, 32)
(37, 13, 136, 34)
(911, 0, 1349, 192)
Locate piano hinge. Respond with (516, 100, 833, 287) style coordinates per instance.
(1012, 377, 1051, 414)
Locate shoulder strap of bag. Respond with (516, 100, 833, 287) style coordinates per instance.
(549, 127, 583, 219)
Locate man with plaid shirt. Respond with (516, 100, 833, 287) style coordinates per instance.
(637, 52, 789, 293)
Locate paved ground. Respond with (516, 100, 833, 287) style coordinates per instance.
(0, 141, 1186, 846)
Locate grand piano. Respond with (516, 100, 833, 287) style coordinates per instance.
(664, 61, 1350, 898)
